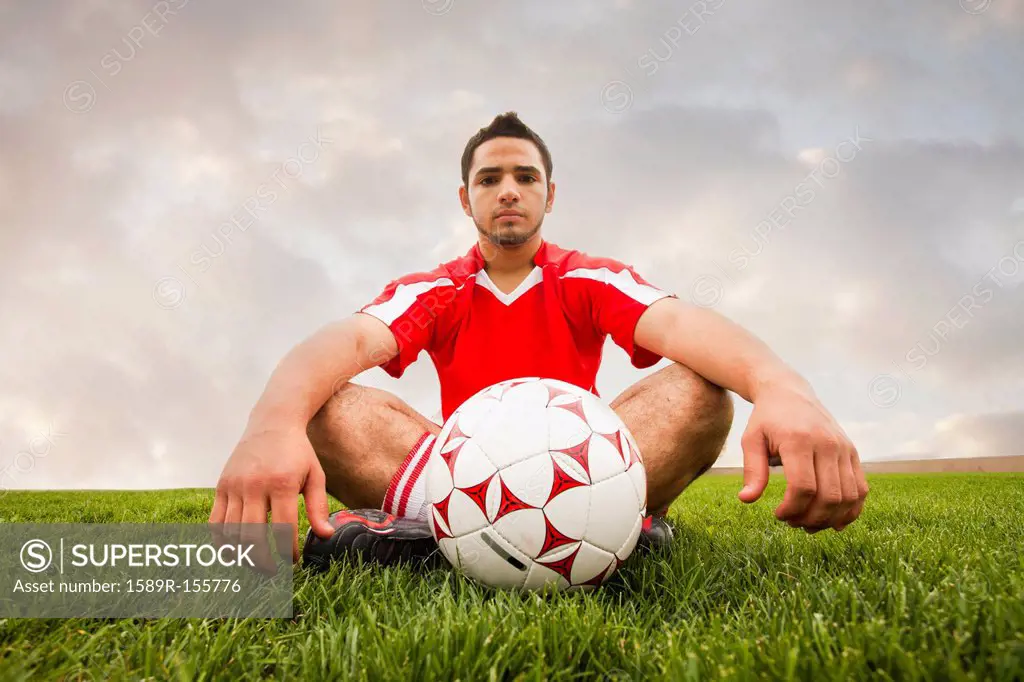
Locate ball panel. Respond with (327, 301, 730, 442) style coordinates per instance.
(533, 543, 581, 585)
(490, 475, 537, 524)
(437, 537, 458, 567)
(615, 510, 643, 561)
(543, 484, 590, 540)
(484, 473, 502, 521)
(535, 539, 580, 564)
(545, 385, 586, 404)
(549, 451, 590, 488)
(547, 404, 591, 452)
(479, 382, 511, 400)
(447, 485, 492, 537)
(622, 427, 641, 461)
(451, 440, 498, 488)
(491, 507, 547, 558)
(626, 460, 648, 512)
(612, 431, 631, 465)
(423, 452, 454, 506)
(473, 400, 550, 469)
(492, 377, 541, 400)
(430, 501, 454, 538)
(542, 378, 590, 399)
(434, 415, 457, 453)
(578, 393, 626, 434)
(522, 560, 570, 592)
(453, 395, 501, 437)
(584, 472, 643, 554)
(602, 557, 620, 582)
(457, 528, 531, 590)
(496, 452, 553, 509)
(545, 456, 588, 506)
(571, 541, 615, 586)
(499, 379, 551, 410)
(586, 433, 627, 485)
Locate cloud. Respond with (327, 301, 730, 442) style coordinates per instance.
(897, 410, 1024, 458)
(1, 0, 1022, 489)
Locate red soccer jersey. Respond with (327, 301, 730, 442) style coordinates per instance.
(358, 239, 677, 422)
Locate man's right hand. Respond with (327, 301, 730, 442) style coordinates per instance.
(209, 426, 336, 565)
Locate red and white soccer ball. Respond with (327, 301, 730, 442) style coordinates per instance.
(424, 377, 647, 591)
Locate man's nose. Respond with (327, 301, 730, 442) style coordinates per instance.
(498, 179, 521, 203)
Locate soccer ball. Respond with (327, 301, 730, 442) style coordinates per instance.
(423, 377, 647, 591)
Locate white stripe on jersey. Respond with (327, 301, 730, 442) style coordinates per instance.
(362, 277, 456, 325)
(563, 267, 669, 306)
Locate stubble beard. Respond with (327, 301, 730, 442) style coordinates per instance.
(474, 215, 544, 248)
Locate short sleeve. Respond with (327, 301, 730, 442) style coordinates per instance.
(357, 269, 458, 378)
(591, 262, 676, 368)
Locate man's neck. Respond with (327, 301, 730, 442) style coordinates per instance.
(478, 233, 543, 275)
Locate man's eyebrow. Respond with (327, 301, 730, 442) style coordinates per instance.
(474, 165, 543, 177)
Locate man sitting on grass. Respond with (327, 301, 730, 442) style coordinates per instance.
(210, 112, 869, 570)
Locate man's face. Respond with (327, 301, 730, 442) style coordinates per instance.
(460, 137, 555, 248)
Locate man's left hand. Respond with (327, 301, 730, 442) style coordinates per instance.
(737, 383, 869, 532)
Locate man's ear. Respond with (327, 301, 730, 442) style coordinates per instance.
(545, 182, 556, 213)
(458, 185, 472, 217)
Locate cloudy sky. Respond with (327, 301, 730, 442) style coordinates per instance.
(1, 0, 1022, 490)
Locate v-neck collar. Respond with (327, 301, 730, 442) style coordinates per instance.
(475, 267, 544, 305)
(469, 239, 549, 306)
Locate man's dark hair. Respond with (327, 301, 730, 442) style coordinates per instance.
(461, 111, 553, 187)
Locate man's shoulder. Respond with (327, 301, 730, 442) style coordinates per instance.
(388, 250, 480, 287)
(544, 242, 632, 276)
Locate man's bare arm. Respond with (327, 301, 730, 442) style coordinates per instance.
(634, 298, 808, 404)
(210, 313, 399, 563)
(249, 313, 399, 430)
(634, 298, 869, 533)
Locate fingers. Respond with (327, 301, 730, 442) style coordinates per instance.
(209, 487, 229, 551)
(302, 462, 335, 539)
(784, 438, 867, 534)
(829, 452, 859, 530)
(224, 494, 243, 525)
(240, 494, 268, 525)
(738, 428, 770, 503)
(270, 494, 300, 564)
(209, 488, 228, 524)
(774, 442, 817, 523)
(240, 495, 277, 575)
(791, 442, 842, 532)
(221, 495, 244, 559)
(836, 447, 869, 530)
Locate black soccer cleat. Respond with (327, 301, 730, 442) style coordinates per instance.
(302, 509, 442, 572)
(634, 514, 675, 553)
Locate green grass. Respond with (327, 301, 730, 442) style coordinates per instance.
(0, 474, 1022, 681)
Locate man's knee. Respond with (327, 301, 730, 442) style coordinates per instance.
(307, 382, 397, 446)
(699, 381, 734, 445)
(661, 363, 734, 464)
(661, 363, 732, 423)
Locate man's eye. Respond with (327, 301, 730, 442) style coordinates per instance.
(519, 176, 536, 183)
(480, 177, 495, 185)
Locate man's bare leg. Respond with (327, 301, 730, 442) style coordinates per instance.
(307, 365, 732, 516)
(307, 382, 440, 511)
(302, 383, 443, 570)
(610, 362, 734, 514)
